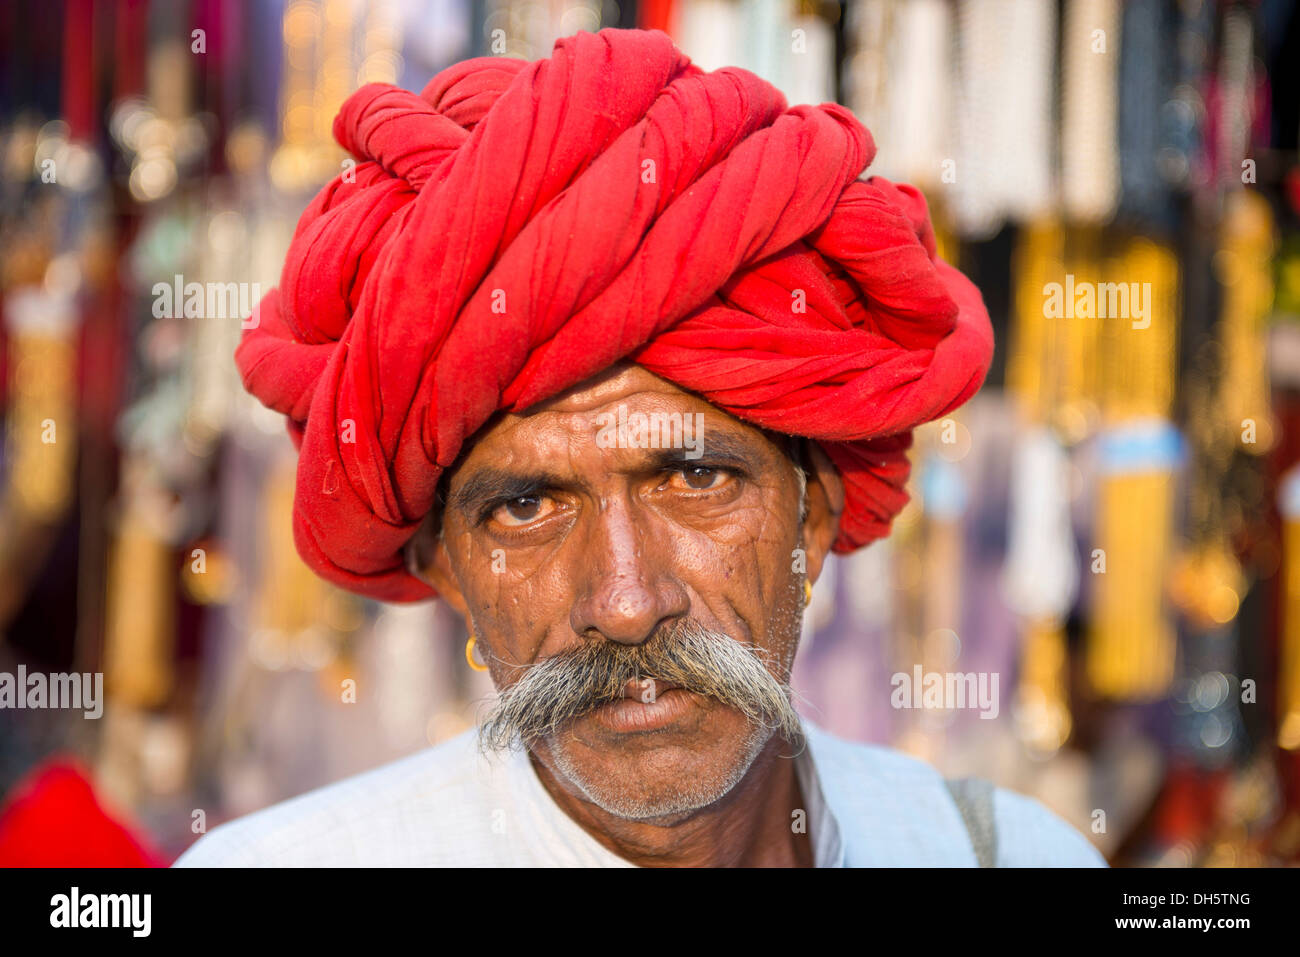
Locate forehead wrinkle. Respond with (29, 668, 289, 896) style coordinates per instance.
(523, 362, 686, 415)
(474, 405, 771, 476)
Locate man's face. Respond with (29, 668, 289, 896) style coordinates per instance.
(412, 363, 838, 822)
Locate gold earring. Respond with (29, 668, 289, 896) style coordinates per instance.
(465, 634, 489, 672)
(803, 579, 813, 605)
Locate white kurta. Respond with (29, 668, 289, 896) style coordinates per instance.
(174, 719, 1105, 867)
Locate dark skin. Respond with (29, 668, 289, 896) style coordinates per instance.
(408, 362, 845, 867)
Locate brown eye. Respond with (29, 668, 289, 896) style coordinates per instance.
(492, 495, 554, 527)
(669, 466, 727, 491)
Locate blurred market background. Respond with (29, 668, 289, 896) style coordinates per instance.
(0, 0, 1298, 867)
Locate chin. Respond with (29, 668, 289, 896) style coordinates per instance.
(547, 706, 774, 822)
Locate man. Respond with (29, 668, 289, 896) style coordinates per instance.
(178, 28, 1103, 867)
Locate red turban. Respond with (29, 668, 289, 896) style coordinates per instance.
(236, 28, 993, 603)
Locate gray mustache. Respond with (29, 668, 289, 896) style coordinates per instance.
(477, 618, 804, 751)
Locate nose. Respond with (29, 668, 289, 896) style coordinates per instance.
(568, 497, 689, 646)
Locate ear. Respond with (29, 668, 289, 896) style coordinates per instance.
(799, 439, 844, 587)
(405, 507, 470, 620)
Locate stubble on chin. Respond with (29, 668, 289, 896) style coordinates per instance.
(537, 705, 780, 823)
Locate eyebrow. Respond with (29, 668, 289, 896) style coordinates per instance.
(449, 469, 567, 518)
(642, 430, 762, 472)
(447, 428, 768, 518)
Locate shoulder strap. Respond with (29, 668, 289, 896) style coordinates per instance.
(944, 777, 997, 868)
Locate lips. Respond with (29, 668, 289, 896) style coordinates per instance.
(594, 684, 696, 733)
(618, 678, 681, 700)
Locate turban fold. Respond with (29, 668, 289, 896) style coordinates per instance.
(236, 28, 994, 603)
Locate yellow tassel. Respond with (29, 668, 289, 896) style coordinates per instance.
(1280, 511, 1300, 750)
(104, 485, 175, 709)
(1006, 222, 1076, 736)
(1087, 468, 1178, 699)
(1216, 191, 1276, 454)
(1016, 618, 1073, 754)
(1086, 237, 1180, 701)
(7, 331, 76, 521)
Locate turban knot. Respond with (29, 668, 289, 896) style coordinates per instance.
(235, 28, 994, 602)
